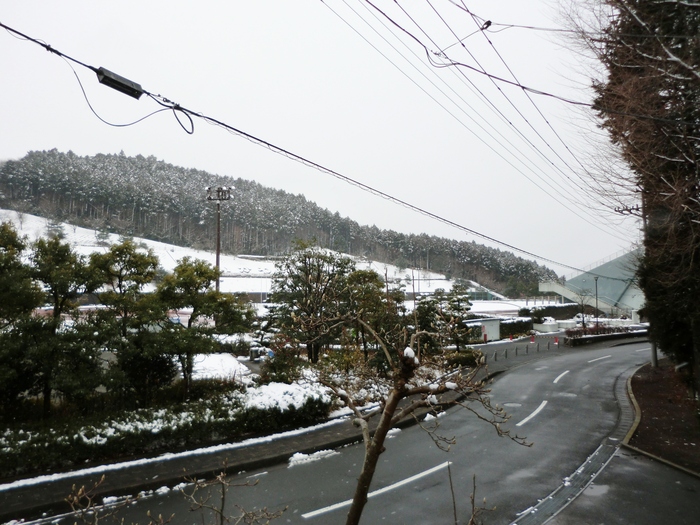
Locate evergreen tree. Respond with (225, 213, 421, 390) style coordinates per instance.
(90, 239, 160, 338)
(443, 282, 473, 351)
(0, 222, 43, 419)
(270, 244, 356, 363)
(157, 257, 253, 398)
(0, 222, 42, 328)
(589, 0, 700, 389)
(29, 236, 102, 417)
(346, 269, 386, 360)
(90, 240, 176, 404)
(31, 236, 100, 319)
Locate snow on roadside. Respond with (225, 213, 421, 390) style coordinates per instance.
(288, 449, 340, 467)
(244, 381, 330, 412)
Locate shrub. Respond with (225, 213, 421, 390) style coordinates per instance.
(219, 337, 252, 357)
(444, 349, 479, 369)
(259, 337, 305, 384)
(500, 319, 533, 339)
(533, 304, 581, 320)
(565, 325, 631, 339)
(0, 385, 332, 479)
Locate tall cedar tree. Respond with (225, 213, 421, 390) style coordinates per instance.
(591, 0, 700, 390)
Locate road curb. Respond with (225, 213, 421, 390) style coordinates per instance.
(621, 364, 644, 445)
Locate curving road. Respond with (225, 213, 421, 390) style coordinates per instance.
(65, 340, 647, 525)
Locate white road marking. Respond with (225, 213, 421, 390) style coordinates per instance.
(635, 348, 650, 352)
(516, 401, 548, 427)
(553, 371, 569, 384)
(301, 461, 451, 519)
(588, 355, 612, 363)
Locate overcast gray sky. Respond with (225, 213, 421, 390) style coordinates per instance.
(1, 1, 640, 276)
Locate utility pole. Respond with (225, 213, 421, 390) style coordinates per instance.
(594, 276, 599, 327)
(616, 202, 657, 367)
(206, 186, 233, 292)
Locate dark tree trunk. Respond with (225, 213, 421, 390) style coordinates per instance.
(42, 379, 52, 419)
(345, 389, 402, 525)
(690, 317, 700, 400)
(307, 342, 320, 363)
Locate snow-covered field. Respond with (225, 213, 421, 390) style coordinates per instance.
(0, 209, 452, 296)
(0, 209, 560, 316)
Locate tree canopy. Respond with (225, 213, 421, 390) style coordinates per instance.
(582, 0, 700, 389)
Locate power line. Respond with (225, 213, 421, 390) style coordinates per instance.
(331, 0, 615, 226)
(330, 6, 700, 127)
(423, 1, 596, 195)
(451, 2, 614, 204)
(66, 58, 170, 128)
(0, 19, 631, 275)
(354, 1, 630, 239)
(486, 22, 699, 40)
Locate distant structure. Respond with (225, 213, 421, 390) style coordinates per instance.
(539, 249, 644, 320)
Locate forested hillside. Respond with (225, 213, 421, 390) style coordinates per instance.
(0, 150, 557, 295)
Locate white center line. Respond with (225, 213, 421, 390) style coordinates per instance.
(553, 370, 569, 384)
(302, 461, 451, 519)
(516, 401, 548, 427)
(588, 355, 612, 363)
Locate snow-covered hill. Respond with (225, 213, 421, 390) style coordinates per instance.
(0, 209, 451, 296)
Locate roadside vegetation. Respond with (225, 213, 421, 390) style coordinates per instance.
(0, 229, 492, 470)
(1, 229, 523, 525)
(569, 0, 700, 395)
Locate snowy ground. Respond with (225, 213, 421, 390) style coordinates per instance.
(191, 353, 251, 380)
(0, 209, 452, 296)
(0, 209, 564, 313)
(0, 210, 575, 507)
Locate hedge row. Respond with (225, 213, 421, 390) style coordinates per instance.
(500, 319, 533, 339)
(0, 393, 330, 480)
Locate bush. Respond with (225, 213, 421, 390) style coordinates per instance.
(500, 319, 533, 339)
(444, 349, 479, 369)
(259, 337, 305, 384)
(260, 350, 305, 384)
(532, 304, 582, 320)
(238, 397, 329, 434)
(0, 384, 332, 479)
(219, 337, 252, 357)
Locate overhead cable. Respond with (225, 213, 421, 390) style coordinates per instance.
(1, 19, 633, 276)
(350, 1, 630, 239)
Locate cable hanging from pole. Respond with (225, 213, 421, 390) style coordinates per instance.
(0, 19, 635, 279)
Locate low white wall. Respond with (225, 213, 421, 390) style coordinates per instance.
(533, 323, 560, 333)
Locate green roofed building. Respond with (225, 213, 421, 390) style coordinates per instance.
(539, 249, 644, 320)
